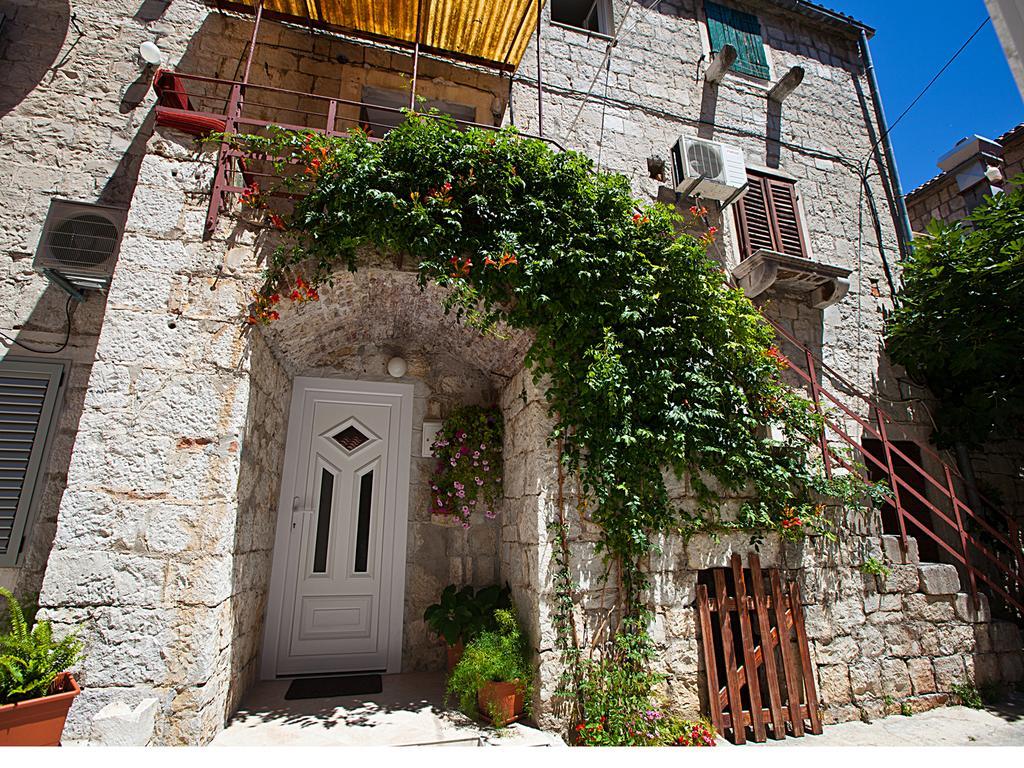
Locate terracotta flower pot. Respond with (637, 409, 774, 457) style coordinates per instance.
(477, 680, 525, 727)
(446, 640, 465, 673)
(0, 672, 81, 746)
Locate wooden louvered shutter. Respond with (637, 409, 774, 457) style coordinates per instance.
(705, 2, 771, 80)
(0, 360, 63, 567)
(765, 177, 808, 258)
(735, 174, 776, 258)
(734, 171, 807, 260)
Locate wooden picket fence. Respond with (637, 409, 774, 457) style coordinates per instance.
(696, 553, 822, 744)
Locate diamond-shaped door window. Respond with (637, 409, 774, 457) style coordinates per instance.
(332, 425, 370, 452)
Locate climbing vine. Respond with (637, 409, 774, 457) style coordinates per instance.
(219, 115, 873, 743)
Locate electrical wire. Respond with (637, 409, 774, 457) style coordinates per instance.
(0, 295, 75, 355)
(863, 16, 991, 164)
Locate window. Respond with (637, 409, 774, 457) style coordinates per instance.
(704, 1, 770, 80)
(359, 87, 477, 137)
(550, 0, 613, 35)
(734, 170, 807, 259)
(0, 360, 63, 568)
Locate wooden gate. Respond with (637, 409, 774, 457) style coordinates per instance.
(695, 553, 822, 744)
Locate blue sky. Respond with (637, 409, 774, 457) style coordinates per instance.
(834, 0, 1023, 191)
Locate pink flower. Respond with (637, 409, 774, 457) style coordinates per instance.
(475, 477, 484, 486)
(456, 490, 465, 498)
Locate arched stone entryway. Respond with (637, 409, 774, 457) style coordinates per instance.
(226, 267, 557, 717)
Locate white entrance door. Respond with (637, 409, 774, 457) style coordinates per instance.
(263, 378, 413, 678)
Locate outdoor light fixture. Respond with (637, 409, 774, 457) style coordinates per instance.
(387, 356, 408, 378)
(139, 40, 163, 67)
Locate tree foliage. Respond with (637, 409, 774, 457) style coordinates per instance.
(886, 180, 1024, 447)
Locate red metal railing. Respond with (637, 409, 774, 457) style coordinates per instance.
(152, 71, 562, 237)
(767, 316, 1024, 618)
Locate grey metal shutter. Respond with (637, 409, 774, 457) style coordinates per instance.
(0, 359, 63, 567)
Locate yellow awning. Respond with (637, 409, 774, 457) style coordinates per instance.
(221, 0, 544, 70)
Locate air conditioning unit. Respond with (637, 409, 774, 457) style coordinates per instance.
(34, 199, 128, 295)
(671, 136, 748, 205)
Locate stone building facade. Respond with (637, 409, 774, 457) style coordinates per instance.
(0, 0, 1020, 746)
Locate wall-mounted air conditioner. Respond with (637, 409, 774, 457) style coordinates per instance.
(671, 136, 748, 206)
(34, 199, 128, 296)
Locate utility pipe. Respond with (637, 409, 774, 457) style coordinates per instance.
(859, 28, 914, 262)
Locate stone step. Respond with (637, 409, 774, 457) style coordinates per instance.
(881, 534, 920, 565)
(918, 563, 961, 596)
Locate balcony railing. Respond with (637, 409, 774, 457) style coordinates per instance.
(152, 70, 559, 237)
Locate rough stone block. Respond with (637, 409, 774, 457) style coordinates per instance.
(990, 621, 1022, 653)
(904, 593, 956, 623)
(954, 592, 991, 623)
(848, 659, 882, 697)
(818, 664, 853, 705)
(878, 564, 919, 594)
(917, 564, 960, 595)
(91, 698, 159, 746)
(1000, 652, 1024, 683)
(814, 635, 858, 665)
(881, 534, 919, 565)
(880, 658, 912, 697)
(907, 657, 936, 694)
(973, 653, 1001, 686)
(933, 655, 967, 690)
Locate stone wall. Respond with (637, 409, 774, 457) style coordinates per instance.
(538, 504, 1024, 737)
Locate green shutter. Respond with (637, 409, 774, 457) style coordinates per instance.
(705, 2, 771, 80)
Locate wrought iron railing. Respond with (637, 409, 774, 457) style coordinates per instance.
(151, 70, 560, 237)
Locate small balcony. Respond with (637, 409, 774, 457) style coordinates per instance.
(153, 0, 552, 237)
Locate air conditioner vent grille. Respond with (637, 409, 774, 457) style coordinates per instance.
(47, 214, 121, 270)
(33, 199, 127, 292)
(686, 142, 724, 181)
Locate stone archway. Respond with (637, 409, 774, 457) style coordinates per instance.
(226, 266, 557, 714)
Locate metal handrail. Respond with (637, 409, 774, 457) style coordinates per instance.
(768, 321, 1024, 617)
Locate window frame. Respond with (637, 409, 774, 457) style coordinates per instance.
(549, 0, 615, 37)
(0, 358, 65, 568)
(703, 1, 772, 82)
(733, 169, 809, 260)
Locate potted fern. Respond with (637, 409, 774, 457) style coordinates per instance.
(445, 607, 532, 727)
(0, 588, 83, 746)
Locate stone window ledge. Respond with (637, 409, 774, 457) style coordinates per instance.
(732, 249, 851, 309)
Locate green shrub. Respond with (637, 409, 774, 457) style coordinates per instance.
(423, 584, 511, 646)
(446, 607, 531, 720)
(0, 587, 83, 704)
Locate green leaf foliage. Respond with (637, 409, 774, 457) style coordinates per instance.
(226, 116, 852, 571)
(423, 583, 511, 646)
(0, 587, 83, 705)
(886, 180, 1024, 447)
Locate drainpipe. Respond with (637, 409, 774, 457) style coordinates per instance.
(859, 28, 915, 262)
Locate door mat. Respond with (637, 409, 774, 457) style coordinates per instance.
(285, 674, 383, 700)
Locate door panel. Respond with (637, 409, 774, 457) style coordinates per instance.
(265, 379, 412, 678)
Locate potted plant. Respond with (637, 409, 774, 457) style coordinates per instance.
(0, 587, 84, 746)
(424, 584, 510, 671)
(445, 607, 532, 727)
